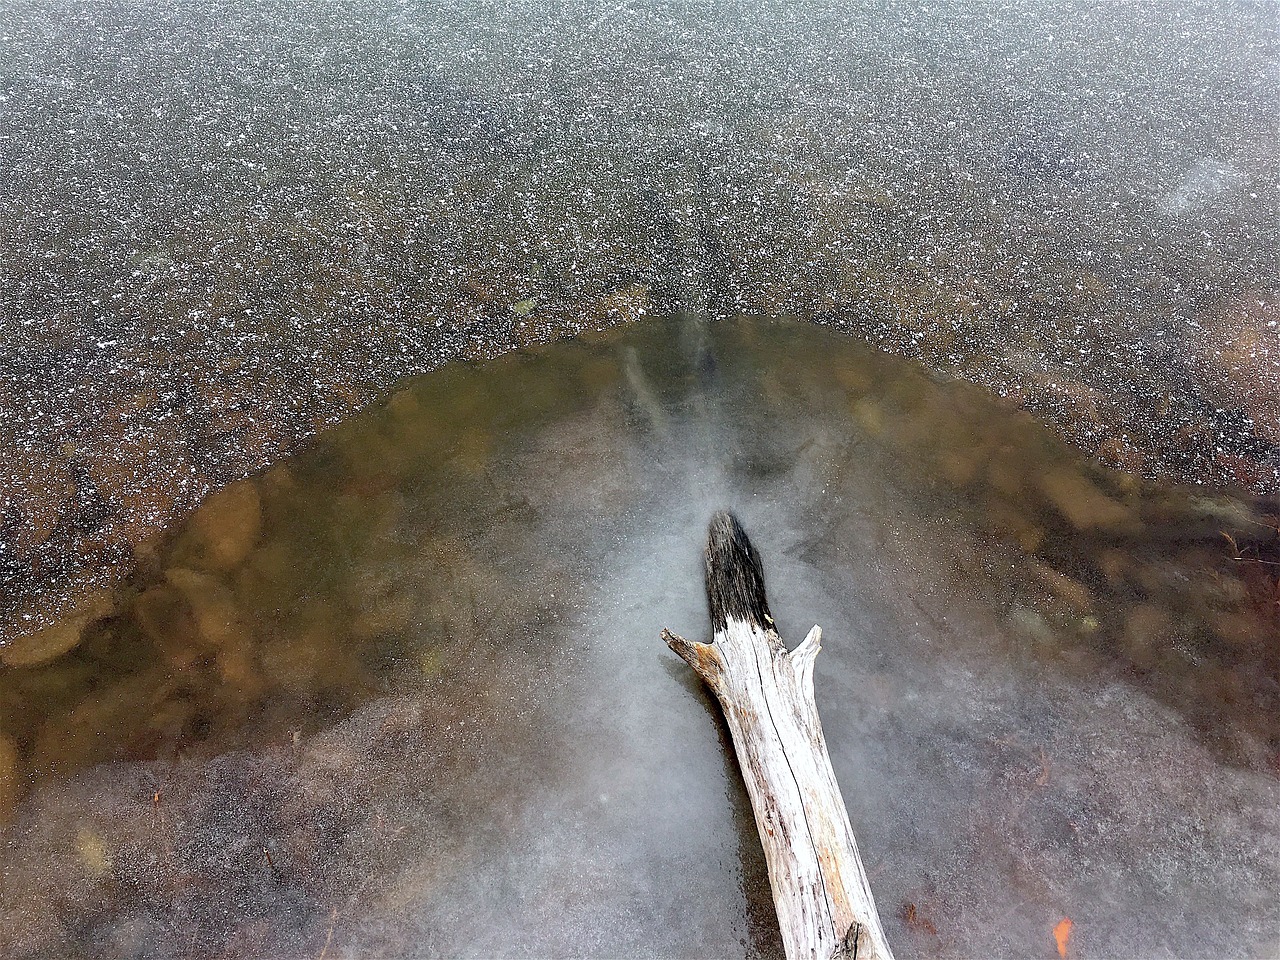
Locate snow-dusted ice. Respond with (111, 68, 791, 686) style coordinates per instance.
(1, 0, 1277, 638)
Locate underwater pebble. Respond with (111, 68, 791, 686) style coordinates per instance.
(938, 448, 983, 486)
(986, 500, 1045, 554)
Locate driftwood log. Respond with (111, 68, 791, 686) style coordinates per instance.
(663, 512, 894, 960)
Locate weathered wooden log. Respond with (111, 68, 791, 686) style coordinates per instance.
(663, 511, 894, 960)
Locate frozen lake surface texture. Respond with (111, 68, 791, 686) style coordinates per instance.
(1, 0, 1277, 635)
(0, 1, 1277, 959)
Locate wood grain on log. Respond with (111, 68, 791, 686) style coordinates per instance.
(664, 511, 894, 960)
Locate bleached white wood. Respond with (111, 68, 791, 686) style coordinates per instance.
(664, 572, 893, 960)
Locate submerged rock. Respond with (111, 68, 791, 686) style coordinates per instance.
(75, 825, 112, 878)
(187, 480, 262, 570)
(164, 567, 248, 649)
(31, 667, 172, 776)
(161, 567, 265, 699)
(986, 500, 1045, 554)
(1028, 560, 1095, 614)
(131, 584, 202, 670)
(851, 397, 886, 436)
(0, 590, 113, 668)
(260, 607, 352, 697)
(1037, 469, 1134, 531)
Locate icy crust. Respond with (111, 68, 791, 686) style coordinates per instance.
(2, 0, 1278, 641)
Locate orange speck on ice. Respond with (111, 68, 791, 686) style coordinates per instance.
(1054, 917, 1073, 957)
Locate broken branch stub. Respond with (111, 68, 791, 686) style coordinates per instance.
(663, 511, 894, 960)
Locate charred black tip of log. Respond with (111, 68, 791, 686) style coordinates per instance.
(705, 510, 774, 633)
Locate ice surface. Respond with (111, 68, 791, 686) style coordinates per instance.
(2, 0, 1278, 640)
(1, 318, 1276, 958)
